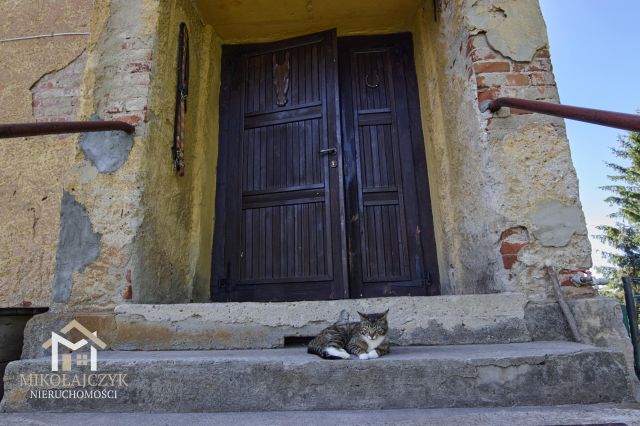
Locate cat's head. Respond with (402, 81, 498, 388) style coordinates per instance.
(357, 310, 389, 339)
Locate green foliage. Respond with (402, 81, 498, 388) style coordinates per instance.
(596, 131, 640, 295)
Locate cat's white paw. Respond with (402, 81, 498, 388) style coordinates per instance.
(325, 347, 351, 359)
(358, 353, 370, 360)
(367, 350, 379, 359)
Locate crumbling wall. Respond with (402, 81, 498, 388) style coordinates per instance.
(414, 0, 591, 299)
(0, 0, 93, 308)
(52, 0, 158, 310)
(134, 0, 220, 304)
(48, 0, 221, 309)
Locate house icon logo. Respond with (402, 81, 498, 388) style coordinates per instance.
(42, 320, 107, 372)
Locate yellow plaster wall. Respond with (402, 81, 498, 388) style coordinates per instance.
(0, 0, 93, 307)
(412, 4, 452, 293)
(136, 0, 220, 303)
(197, 0, 420, 43)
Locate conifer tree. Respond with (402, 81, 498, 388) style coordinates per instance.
(596, 131, 640, 293)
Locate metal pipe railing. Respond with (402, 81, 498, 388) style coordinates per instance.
(480, 97, 640, 132)
(0, 121, 135, 139)
(623, 276, 640, 380)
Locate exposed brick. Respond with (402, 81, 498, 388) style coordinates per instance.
(31, 50, 87, 122)
(476, 75, 488, 89)
(478, 87, 499, 102)
(124, 62, 151, 73)
(512, 59, 551, 73)
(125, 98, 147, 112)
(530, 72, 554, 86)
(111, 113, 144, 125)
(474, 61, 511, 74)
(499, 227, 529, 270)
(559, 268, 591, 287)
(502, 255, 518, 270)
(500, 241, 528, 256)
(470, 49, 498, 62)
(505, 74, 530, 86)
(534, 48, 551, 58)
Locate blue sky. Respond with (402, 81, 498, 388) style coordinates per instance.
(539, 0, 640, 269)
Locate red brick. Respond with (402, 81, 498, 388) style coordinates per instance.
(122, 284, 132, 300)
(474, 61, 510, 74)
(113, 114, 143, 125)
(505, 73, 530, 86)
(502, 255, 518, 270)
(500, 241, 528, 256)
(534, 49, 550, 58)
(530, 72, 553, 86)
(470, 50, 497, 62)
(476, 75, 489, 89)
(513, 60, 550, 73)
(478, 87, 499, 102)
(499, 228, 518, 240)
(125, 62, 151, 73)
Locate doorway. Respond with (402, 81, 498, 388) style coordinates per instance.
(212, 30, 439, 302)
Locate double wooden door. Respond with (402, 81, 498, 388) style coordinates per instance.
(212, 30, 439, 302)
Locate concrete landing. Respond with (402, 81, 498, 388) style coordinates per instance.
(1, 404, 640, 426)
(2, 342, 632, 413)
(20, 294, 575, 357)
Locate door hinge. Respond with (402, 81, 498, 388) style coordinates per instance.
(422, 271, 432, 287)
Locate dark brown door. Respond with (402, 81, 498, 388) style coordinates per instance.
(212, 30, 348, 302)
(339, 34, 439, 298)
(212, 31, 439, 302)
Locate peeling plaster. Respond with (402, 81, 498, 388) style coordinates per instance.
(467, 0, 548, 62)
(79, 125, 134, 173)
(52, 192, 101, 303)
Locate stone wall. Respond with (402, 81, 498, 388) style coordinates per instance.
(47, 0, 221, 310)
(3, 0, 594, 309)
(0, 0, 93, 308)
(413, 0, 591, 299)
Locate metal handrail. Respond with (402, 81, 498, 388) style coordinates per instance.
(623, 277, 640, 380)
(0, 121, 135, 139)
(481, 97, 640, 132)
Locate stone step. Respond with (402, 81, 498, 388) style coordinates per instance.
(21, 293, 572, 357)
(2, 342, 633, 413)
(2, 404, 640, 425)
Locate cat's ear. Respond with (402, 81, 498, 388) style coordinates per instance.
(381, 309, 389, 318)
(357, 311, 366, 319)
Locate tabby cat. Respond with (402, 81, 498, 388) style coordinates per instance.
(307, 310, 390, 360)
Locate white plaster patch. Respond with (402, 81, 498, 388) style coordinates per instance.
(528, 199, 586, 247)
(467, 0, 548, 62)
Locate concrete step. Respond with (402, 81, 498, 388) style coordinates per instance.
(2, 342, 633, 413)
(1, 404, 640, 426)
(21, 293, 573, 357)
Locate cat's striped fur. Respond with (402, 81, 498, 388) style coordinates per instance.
(307, 310, 390, 360)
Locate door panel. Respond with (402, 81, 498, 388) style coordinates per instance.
(213, 31, 439, 302)
(339, 34, 440, 298)
(212, 30, 347, 302)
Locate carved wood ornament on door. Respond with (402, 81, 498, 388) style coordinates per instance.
(272, 51, 290, 107)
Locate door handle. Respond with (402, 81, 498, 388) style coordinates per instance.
(319, 148, 337, 156)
